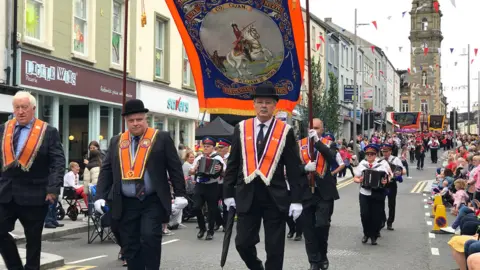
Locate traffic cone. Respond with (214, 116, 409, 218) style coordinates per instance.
(430, 195, 443, 218)
(431, 204, 448, 234)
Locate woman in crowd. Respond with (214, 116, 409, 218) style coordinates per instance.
(400, 145, 411, 179)
(83, 149, 102, 195)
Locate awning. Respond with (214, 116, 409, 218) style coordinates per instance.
(0, 84, 23, 95)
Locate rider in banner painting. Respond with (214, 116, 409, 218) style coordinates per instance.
(231, 22, 254, 62)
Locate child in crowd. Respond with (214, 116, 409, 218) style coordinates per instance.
(451, 180, 469, 215)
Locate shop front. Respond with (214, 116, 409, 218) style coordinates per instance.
(19, 50, 136, 166)
(138, 82, 207, 149)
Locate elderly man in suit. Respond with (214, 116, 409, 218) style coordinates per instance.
(94, 99, 187, 270)
(0, 91, 65, 270)
(223, 85, 308, 270)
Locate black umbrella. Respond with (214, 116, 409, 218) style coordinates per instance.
(220, 206, 236, 269)
(195, 117, 234, 140)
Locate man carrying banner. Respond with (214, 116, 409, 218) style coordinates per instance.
(223, 85, 307, 270)
(300, 118, 339, 270)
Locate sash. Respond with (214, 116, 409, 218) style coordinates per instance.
(298, 137, 330, 177)
(2, 118, 47, 172)
(118, 128, 158, 181)
(240, 118, 290, 186)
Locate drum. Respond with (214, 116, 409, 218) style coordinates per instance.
(197, 156, 221, 179)
(361, 169, 387, 190)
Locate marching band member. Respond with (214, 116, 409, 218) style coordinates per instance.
(379, 144, 405, 231)
(189, 137, 225, 240)
(224, 85, 307, 270)
(300, 118, 339, 270)
(215, 138, 231, 231)
(353, 144, 390, 245)
(428, 136, 440, 163)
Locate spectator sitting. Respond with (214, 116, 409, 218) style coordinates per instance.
(451, 180, 469, 215)
(64, 162, 88, 207)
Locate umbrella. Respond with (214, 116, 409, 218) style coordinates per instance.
(195, 117, 234, 140)
(220, 206, 236, 268)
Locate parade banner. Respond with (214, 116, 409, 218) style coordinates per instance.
(428, 115, 445, 131)
(391, 112, 421, 133)
(166, 0, 305, 116)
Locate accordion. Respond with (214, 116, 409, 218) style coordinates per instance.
(386, 161, 403, 177)
(361, 169, 387, 190)
(197, 156, 222, 181)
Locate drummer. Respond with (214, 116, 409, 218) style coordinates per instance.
(353, 144, 390, 245)
(189, 136, 225, 240)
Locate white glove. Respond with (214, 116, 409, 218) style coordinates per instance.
(174, 197, 188, 209)
(94, 199, 106, 215)
(289, 203, 303, 221)
(224, 197, 236, 209)
(304, 161, 317, 172)
(308, 129, 319, 142)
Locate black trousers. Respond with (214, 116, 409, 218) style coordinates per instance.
(286, 215, 302, 236)
(216, 183, 227, 227)
(416, 155, 425, 169)
(359, 193, 384, 238)
(301, 198, 334, 264)
(386, 183, 397, 226)
(235, 180, 287, 270)
(0, 200, 48, 270)
(193, 182, 219, 233)
(402, 160, 409, 177)
(119, 195, 164, 270)
(430, 148, 438, 163)
(409, 150, 415, 163)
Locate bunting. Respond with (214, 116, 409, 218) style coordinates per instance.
(372, 21, 377, 30)
(433, 1, 439, 13)
(475, 48, 478, 57)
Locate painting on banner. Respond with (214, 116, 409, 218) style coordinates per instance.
(165, 0, 305, 115)
(428, 115, 445, 131)
(390, 112, 421, 133)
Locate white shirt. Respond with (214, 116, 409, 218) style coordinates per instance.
(64, 171, 81, 189)
(254, 117, 273, 143)
(354, 159, 391, 196)
(335, 152, 345, 167)
(428, 139, 440, 148)
(192, 152, 226, 184)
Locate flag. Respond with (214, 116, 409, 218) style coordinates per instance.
(451, 0, 456, 8)
(450, 48, 454, 53)
(475, 48, 478, 57)
(402, 11, 407, 18)
(372, 21, 377, 30)
(407, 68, 411, 74)
(316, 43, 321, 50)
(165, 0, 305, 115)
(319, 35, 325, 43)
(433, 2, 439, 13)
(424, 47, 429, 56)
(472, 59, 475, 64)
(399, 46, 403, 52)
(371, 45, 375, 53)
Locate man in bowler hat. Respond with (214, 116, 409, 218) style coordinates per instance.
(94, 99, 187, 269)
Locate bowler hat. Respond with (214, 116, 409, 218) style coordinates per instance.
(251, 84, 279, 101)
(122, 99, 149, 116)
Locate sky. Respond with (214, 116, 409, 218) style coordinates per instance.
(300, 0, 480, 113)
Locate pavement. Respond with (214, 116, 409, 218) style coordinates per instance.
(10, 156, 464, 269)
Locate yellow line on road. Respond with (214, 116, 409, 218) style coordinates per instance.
(411, 180, 428, 193)
(337, 179, 354, 189)
(55, 266, 97, 270)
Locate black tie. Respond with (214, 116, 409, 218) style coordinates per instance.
(132, 136, 145, 200)
(13, 125, 25, 153)
(257, 124, 265, 160)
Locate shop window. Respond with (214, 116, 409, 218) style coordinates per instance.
(155, 16, 167, 80)
(168, 119, 175, 140)
(180, 120, 189, 146)
(153, 115, 164, 130)
(73, 0, 87, 54)
(182, 46, 193, 88)
(26, 0, 44, 40)
(37, 94, 53, 124)
(111, 0, 124, 64)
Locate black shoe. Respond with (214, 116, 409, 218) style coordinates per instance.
(309, 263, 320, 270)
(371, 237, 377, 245)
(377, 232, 381, 238)
(197, 229, 206, 239)
(214, 224, 221, 231)
(319, 258, 329, 270)
(361, 236, 369, 243)
(54, 223, 64, 227)
(205, 231, 214, 240)
(387, 225, 394, 231)
(287, 230, 294, 239)
(44, 223, 57, 229)
(294, 234, 302, 241)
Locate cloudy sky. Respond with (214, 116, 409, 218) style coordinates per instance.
(300, 0, 480, 112)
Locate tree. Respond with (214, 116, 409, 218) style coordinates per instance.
(301, 57, 324, 136)
(323, 72, 341, 135)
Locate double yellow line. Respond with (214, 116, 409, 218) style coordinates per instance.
(56, 266, 97, 270)
(411, 180, 428, 193)
(337, 178, 354, 189)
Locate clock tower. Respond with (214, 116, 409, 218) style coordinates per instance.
(406, 0, 443, 119)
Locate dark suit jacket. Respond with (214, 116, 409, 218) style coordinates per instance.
(224, 122, 308, 214)
(301, 140, 340, 205)
(0, 124, 65, 206)
(95, 131, 186, 221)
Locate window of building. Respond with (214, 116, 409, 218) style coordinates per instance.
(421, 18, 428, 31)
(155, 17, 166, 79)
(112, 1, 123, 64)
(26, 0, 44, 40)
(341, 46, 344, 66)
(401, 101, 409, 112)
(182, 46, 192, 87)
(375, 59, 377, 76)
(340, 75, 344, 92)
(421, 100, 428, 113)
(346, 48, 349, 68)
(312, 26, 316, 51)
(351, 48, 353, 68)
(73, 0, 87, 54)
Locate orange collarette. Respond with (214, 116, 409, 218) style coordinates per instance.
(298, 137, 329, 177)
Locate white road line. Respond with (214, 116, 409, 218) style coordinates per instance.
(425, 212, 430, 216)
(423, 193, 427, 197)
(431, 247, 440, 256)
(162, 239, 180, 245)
(66, 255, 108, 264)
(428, 233, 435, 239)
(427, 221, 432, 226)
(423, 198, 427, 202)
(424, 205, 429, 209)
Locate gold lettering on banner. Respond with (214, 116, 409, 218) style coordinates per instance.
(212, 3, 253, 13)
(185, 4, 202, 21)
(263, 1, 284, 13)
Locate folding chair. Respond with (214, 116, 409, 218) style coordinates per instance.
(87, 193, 116, 244)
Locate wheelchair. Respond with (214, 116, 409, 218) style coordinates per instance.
(62, 187, 88, 221)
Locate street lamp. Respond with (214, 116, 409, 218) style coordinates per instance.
(460, 45, 471, 134)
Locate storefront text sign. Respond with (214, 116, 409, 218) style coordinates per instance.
(167, 97, 189, 113)
(21, 52, 136, 104)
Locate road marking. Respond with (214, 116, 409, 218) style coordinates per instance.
(66, 256, 107, 265)
(427, 221, 432, 226)
(423, 193, 427, 197)
(337, 179, 354, 189)
(431, 247, 440, 256)
(56, 266, 97, 270)
(424, 205, 429, 209)
(162, 239, 180, 245)
(425, 212, 430, 216)
(423, 198, 427, 202)
(428, 233, 435, 238)
(411, 180, 429, 193)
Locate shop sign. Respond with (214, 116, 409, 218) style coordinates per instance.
(167, 97, 189, 113)
(20, 52, 136, 104)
